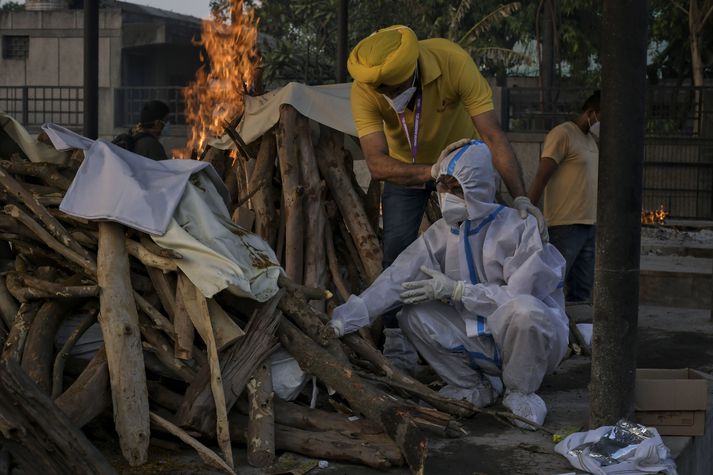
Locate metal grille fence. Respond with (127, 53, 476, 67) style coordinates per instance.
(504, 86, 713, 137)
(642, 139, 713, 219)
(0, 86, 83, 128)
(504, 86, 713, 220)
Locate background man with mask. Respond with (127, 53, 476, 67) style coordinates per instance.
(113, 100, 171, 161)
(328, 141, 568, 428)
(527, 90, 600, 302)
(347, 25, 544, 350)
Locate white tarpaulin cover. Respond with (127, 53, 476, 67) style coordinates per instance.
(151, 171, 280, 300)
(1, 112, 69, 164)
(44, 124, 280, 301)
(210, 82, 356, 149)
(45, 124, 227, 236)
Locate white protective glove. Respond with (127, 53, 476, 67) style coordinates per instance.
(512, 196, 549, 243)
(431, 138, 473, 180)
(324, 319, 345, 338)
(400, 266, 465, 305)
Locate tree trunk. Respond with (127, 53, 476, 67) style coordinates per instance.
(97, 221, 150, 466)
(1, 302, 40, 364)
(688, 1, 704, 135)
(173, 274, 194, 360)
(0, 168, 91, 261)
(21, 296, 81, 394)
(365, 178, 382, 234)
(178, 275, 233, 469)
(250, 132, 277, 247)
(55, 346, 110, 428)
(316, 128, 382, 283)
(230, 413, 402, 470)
(0, 359, 116, 474)
(52, 309, 98, 399)
(296, 116, 328, 304)
(149, 412, 235, 475)
(175, 293, 281, 437)
(145, 267, 176, 320)
(278, 318, 427, 474)
(0, 276, 18, 329)
(246, 361, 275, 467)
(276, 105, 304, 282)
(590, 0, 647, 428)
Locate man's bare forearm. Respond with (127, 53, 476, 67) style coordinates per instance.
(365, 153, 432, 186)
(486, 133, 526, 198)
(471, 111, 527, 198)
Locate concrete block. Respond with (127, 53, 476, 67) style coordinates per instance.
(59, 37, 83, 86)
(10, 11, 41, 29)
(0, 59, 26, 86)
(26, 37, 59, 86)
(639, 255, 712, 309)
(41, 10, 77, 29)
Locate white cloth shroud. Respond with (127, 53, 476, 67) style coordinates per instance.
(1, 112, 69, 164)
(151, 171, 280, 300)
(45, 123, 280, 301)
(209, 82, 356, 148)
(554, 426, 677, 475)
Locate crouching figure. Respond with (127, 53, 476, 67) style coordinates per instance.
(329, 140, 569, 429)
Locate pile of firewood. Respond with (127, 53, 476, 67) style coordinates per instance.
(0, 106, 515, 475)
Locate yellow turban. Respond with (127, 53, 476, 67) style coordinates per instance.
(348, 25, 419, 86)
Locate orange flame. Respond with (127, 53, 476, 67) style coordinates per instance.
(641, 204, 669, 225)
(183, 0, 259, 156)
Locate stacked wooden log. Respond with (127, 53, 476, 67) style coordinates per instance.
(0, 108, 478, 475)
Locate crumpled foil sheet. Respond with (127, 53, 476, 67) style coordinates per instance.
(569, 419, 655, 466)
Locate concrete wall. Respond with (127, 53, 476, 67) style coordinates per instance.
(0, 9, 122, 88)
(0, 8, 122, 135)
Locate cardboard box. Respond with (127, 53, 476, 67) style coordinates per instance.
(635, 368, 711, 436)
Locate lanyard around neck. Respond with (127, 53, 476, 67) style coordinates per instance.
(397, 92, 422, 164)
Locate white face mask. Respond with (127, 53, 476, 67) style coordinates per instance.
(439, 193, 468, 225)
(161, 121, 171, 137)
(383, 73, 417, 114)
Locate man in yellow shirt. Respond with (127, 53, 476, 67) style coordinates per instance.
(348, 26, 543, 275)
(528, 91, 600, 302)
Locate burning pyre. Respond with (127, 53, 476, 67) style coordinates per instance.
(183, 0, 259, 157)
(641, 205, 669, 225)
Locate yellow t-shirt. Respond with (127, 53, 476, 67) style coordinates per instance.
(542, 121, 599, 226)
(350, 38, 494, 165)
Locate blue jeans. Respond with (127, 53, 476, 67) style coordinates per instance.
(381, 181, 436, 327)
(548, 224, 596, 302)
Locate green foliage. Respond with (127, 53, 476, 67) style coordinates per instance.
(209, 0, 710, 87)
(648, 0, 713, 82)
(0, 1, 23, 12)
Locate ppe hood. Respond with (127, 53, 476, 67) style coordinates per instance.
(437, 140, 501, 221)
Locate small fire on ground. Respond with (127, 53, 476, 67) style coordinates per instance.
(641, 205, 669, 225)
(179, 0, 259, 158)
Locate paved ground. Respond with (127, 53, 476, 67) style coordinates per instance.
(96, 303, 713, 475)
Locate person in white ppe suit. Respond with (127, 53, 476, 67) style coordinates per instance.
(329, 140, 569, 428)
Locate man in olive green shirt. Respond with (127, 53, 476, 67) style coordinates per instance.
(528, 91, 600, 302)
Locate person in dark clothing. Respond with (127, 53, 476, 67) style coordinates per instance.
(127, 100, 170, 161)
